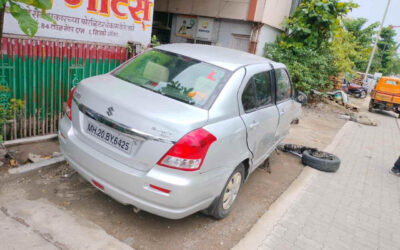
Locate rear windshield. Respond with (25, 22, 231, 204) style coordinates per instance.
(385, 80, 399, 86)
(113, 49, 231, 108)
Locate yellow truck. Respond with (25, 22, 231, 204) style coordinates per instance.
(369, 77, 400, 118)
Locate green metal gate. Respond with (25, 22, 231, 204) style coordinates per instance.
(0, 35, 130, 140)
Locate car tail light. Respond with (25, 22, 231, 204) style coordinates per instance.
(66, 87, 77, 120)
(157, 128, 217, 171)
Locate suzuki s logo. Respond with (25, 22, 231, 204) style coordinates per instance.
(106, 107, 114, 116)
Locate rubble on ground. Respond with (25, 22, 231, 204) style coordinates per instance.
(311, 89, 360, 112)
(0, 145, 7, 167)
(26, 152, 62, 164)
(339, 113, 378, 126)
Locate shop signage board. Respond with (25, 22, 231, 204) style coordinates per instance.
(175, 15, 214, 41)
(196, 17, 214, 41)
(4, 0, 154, 45)
(175, 15, 197, 39)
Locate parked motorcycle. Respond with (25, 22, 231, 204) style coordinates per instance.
(342, 79, 368, 99)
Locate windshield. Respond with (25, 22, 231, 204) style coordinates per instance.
(113, 50, 231, 108)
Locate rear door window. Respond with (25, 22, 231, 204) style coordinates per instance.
(241, 71, 273, 112)
(113, 50, 231, 108)
(242, 81, 257, 112)
(253, 72, 273, 107)
(275, 69, 292, 102)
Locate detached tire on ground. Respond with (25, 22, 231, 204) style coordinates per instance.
(301, 150, 340, 172)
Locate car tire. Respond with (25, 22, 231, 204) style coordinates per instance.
(208, 164, 245, 219)
(354, 92, 361, 98)
(302, 150, 340, 172)
(368, 100, 374, 112)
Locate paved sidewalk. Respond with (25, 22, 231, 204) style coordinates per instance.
(0, 199, 132, 250)
(234, 111, 400, 250)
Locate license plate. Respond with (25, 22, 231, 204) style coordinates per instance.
(84, 117, 137, 154)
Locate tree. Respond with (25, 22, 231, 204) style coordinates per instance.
(0, 0, 54, 49)
(330, 28, 362, 75)
(375, 27, 398, 75)
(280, 0, 357, 50)
(342, 18, 379, 71)
(265, 0, 358, 93)
(342, 18, 378, 48)
(386, 55, 400, 75)
(265, 43, 337, 92)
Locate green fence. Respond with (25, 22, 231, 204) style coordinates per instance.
(0, 35, 129, 140)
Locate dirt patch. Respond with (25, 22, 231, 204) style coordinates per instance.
(0, 100, 351, 250)
(284, 102, 348, 149)
(0, 153, 304, 250)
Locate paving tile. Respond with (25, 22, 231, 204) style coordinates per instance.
(256, 111, 400, 250)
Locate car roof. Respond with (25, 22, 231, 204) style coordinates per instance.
(155, 43, 279, 71)
(380, 76, 400, 82)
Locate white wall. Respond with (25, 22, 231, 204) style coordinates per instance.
(169, 15, 253, 49)
(261, 0, 292, 29)
(155, 0, 250, 20)
(214, 20, 252, 49)
(255, 24, 281, 56)
(155, 0, 292, 30)
(169, 15, 281, 55)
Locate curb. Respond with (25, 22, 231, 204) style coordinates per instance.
(8, 156, 65, 175)
(4, 134, 58, 147)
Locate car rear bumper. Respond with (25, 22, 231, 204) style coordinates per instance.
(58, 117, 229, 219)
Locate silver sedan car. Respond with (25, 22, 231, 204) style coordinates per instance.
(59, 44, 303, 219)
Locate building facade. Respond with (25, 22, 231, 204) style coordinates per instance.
(152, 0, 297, 56)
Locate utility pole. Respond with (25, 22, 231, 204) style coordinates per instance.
(363, 0, 391, 83)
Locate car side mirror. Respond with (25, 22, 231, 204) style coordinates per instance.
(295, 91, 307, 104)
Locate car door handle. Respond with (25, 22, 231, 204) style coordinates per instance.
(249, 122, 260, 129)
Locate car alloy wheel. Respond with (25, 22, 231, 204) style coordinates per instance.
(204, 164, 245, 219)
(222, 172, 242, 210)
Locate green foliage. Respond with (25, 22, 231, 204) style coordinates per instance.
(1, 0, 55, 37)
(151, 35, 161, 47)
(265, 43, 336, 93)
(265, 0, 357, 93)
(0, 98, 25, 142)
(374, 27, 399, 75)
(280, 0, 358, 49)
(385, 56, 400, 75)
(342, 18, 379, 47)
(342, 18, 379, 71)
(0, 86, 25, 123)
(0, 86, 25, 142)
(330, 27, 368, 75)
(342, 19, 399, 75)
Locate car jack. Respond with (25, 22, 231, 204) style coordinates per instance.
(259, 158, 272, 173)
(132, 206, 141, 214)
